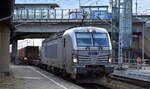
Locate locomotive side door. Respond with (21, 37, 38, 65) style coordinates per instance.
(63, 35, 73, 73)
(63, 38, 67, 68)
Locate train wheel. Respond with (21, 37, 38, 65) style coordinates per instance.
(70, 74, 79, 79)
(46, 65, 50, 71)
(38, 63, 43, 68)
(62, 70, 68, 78)
(50, 67, 55, 73)
(71, 74, 76, 79)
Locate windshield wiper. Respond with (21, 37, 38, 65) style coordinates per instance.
(85, 46, 90, 50)
(97, 46, 103, 50)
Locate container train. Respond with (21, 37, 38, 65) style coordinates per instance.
(40, 27, 114, 79)
(18, 46, 40, 65)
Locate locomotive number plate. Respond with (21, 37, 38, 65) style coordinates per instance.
(88, 52, 98, 55)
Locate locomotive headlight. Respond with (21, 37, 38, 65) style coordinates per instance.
(24, 57, 28, 60)
(108, 58, 112, 63)
(73, 58, 78, 63)
(73, 56, 78, 63)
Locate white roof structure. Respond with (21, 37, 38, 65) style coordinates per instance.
(15, 0, 59, 7)
(15, 0, 55, 4)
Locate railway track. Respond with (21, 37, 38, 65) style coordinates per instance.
(109, 74, 150, 88)
(93, 74, 150, 89)
(38, 65, 111, 89)
(37, 65, 150, 89)
(79, 83, 110, 89)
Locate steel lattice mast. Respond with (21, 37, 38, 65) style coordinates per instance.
(111, 0, 132, 67)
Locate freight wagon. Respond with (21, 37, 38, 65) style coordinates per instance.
(18, 46, 40, 65)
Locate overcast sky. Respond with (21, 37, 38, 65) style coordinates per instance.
(15, 0, 150, 14)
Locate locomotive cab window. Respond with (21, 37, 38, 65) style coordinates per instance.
(76, 33, 92, 47)
(93, 33, 109, 47)
(76, 32, 109, 47)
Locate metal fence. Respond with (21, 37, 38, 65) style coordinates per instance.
(13, 8, 112, 21)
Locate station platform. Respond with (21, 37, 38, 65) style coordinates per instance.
(112, 66, 150, 83)
(0, 65, 83, 89)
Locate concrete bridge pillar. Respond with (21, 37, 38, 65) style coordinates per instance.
(11, 39, 18, 64)
(0, 22, 10, 73)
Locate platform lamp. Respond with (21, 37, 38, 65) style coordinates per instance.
(142, 20, 145, 69)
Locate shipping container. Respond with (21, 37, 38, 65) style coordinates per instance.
(18, 46, 40, 64)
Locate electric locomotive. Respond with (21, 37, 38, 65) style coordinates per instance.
(40, 27, 113, 78)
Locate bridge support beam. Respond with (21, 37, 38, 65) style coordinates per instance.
(0, 22, 10, 73)
(11, 39, 18, 64)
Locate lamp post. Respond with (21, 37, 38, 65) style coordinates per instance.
(135, 0, 138, 16)
(142, 20, 145, 69)
(79, 0, 81, 8)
